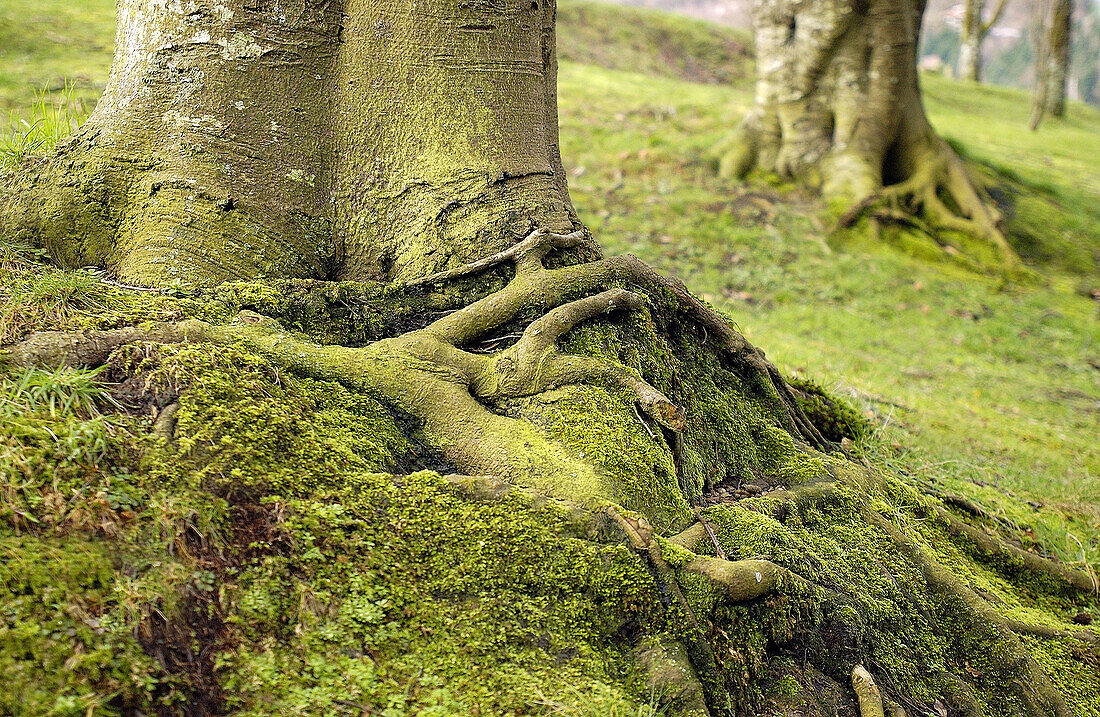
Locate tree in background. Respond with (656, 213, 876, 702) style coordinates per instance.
(1, 1, 1096, 715)
(1030, 0, 1075, 129)
(958, 0, 1010, 82)
(717, 0, 1019, 268)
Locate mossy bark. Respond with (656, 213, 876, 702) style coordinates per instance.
(0, 0, 576, 287)
(718, 0, 1018, 266)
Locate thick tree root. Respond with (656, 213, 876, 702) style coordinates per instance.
(10, 229, 1087, 716)
(837, 138, 1020, 270)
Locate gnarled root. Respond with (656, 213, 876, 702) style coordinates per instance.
(837, 137, 1020, 270)
(7, 228, 826, 469)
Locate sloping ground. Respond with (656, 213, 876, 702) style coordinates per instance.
(556, 58, 1100, 569)
(557, 0, 751, 85)
(2, 1, 1100, 716)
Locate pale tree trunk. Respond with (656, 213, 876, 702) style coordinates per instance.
(719, 0, 1019, 267)
(0, 0, 576, 287)
(959, 0, 1009, 83)
(1047, 0, 1073, 117)
(1030, 0, 1073, 129)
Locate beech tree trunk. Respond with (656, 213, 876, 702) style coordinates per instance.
(719, 0, 1018, 266)
(959, 0, 1009, 83)
(0, 0, 576, 287)
(1030, 0, 1074, 129)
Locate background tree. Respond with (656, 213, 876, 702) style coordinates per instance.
(2, 1, 1097, 715)
(958, 0, 1010, 82)
(716, 0, 1019, 267)
(1030, 0, 1074, 130)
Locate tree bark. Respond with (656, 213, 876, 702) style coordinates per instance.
(1030, 0, 1074, 130)
(0, 0, 576, 287)
(718, 0, 1018, 266)
(959, 0, 1009, 83)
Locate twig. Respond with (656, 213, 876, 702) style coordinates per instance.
(632, 402, 659, 441)
(333, 699, 385, 716)
(693, 505, 727, 560)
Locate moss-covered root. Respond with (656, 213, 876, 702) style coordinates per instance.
(852, 665, 908, 717)
(634, 637, 712, 717)
(869, 511, 1074, 717)
(608, 508, 786, 604)
(412, 227, 827, 448)
(838, 136, 1021, 270)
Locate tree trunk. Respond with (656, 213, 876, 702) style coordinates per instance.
(1048, 0, 1074, 117)
(959, 0, 984, 82)
(0, 0, 576, 287)
(959, 0, 1009, 83)
(1030, 0, 1074, 129)
(718, 0, 1018, 267)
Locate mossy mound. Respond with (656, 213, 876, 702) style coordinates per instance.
(2, 246, 1098, 716)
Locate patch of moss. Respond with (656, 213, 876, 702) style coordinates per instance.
(787, 376, 871, 443)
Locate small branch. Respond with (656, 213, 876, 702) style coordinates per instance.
(631, 402, 659, 441)
(692, 506, 727, 560)
(981, 0, 1010, 36)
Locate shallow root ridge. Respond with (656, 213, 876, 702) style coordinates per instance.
(7, 227, 826, 471)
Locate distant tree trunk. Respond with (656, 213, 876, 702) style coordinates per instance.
(1030, 0, 1074, 129)
(0, 0, 576, 287)
(718, 0, 1019, 267)
(959, 0, 1009, 82)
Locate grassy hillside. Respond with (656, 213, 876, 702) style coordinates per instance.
(557, 55, 1100, 566)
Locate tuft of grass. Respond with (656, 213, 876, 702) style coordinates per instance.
(0, 258, 106, 344)
(1, 365, 119, 419)
(0, 82, 88, 169)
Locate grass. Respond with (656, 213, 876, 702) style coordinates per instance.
(0, 0, 114, 119)
(552, 5, 1100, 569)
(1, 0, 1098, 575)
(0, 83, 88, 169)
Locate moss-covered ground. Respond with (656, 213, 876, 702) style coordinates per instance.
(2, 1, 1099, 715)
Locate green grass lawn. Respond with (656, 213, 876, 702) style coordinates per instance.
(0, 0, 114, 118)
(2, 0, 1098, 573)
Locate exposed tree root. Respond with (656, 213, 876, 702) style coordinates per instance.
(8, 229, 1092, 716)
(852, 665, 889, 717)
(867, 509, 1074, 717)
(724, 0, 1024, 272)
(837, 138, 1020, 269)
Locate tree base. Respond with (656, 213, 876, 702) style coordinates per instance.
(5, 232, 1095, 716)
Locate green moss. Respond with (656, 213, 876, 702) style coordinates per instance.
(216, 471, 663, 715)
(787, 376, 872, 443)
(512, 384, 691, 530)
